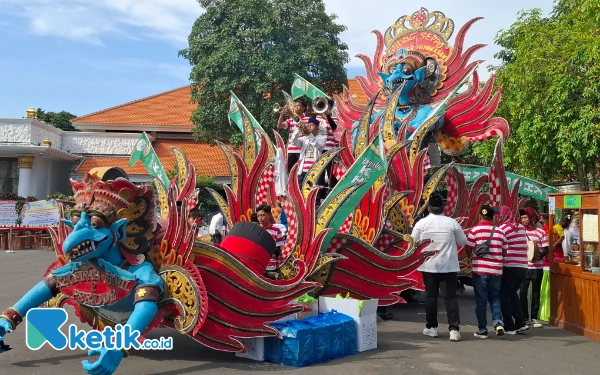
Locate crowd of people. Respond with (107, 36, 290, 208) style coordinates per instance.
(413, 192, 573, 341)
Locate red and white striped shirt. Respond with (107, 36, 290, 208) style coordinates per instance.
(263, 224, 285, 271)
(317, 115, 339, 150)
(466, 221, 507, 276)
(282, 116, 310, 153)
(500, 223, 528, 268)
(526, 227, 549, 269)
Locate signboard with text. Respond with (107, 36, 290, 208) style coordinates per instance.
(0, 200, 18, 226)
(20, 199, 60, 227)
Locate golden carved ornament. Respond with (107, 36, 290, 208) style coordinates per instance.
(158, 265, 202, 334)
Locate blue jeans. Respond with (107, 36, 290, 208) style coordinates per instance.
(473, 273, 503, 334)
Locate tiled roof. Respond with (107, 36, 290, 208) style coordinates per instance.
(72, 86, 196, 128)
(347, 78, 369, 105)
(75, 139, 231, 177)
(72, 80, 365, 128)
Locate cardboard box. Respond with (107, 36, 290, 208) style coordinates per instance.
(236, 337, 264, 361)
(355, 314, 377, 352)
(318, 296, 378, 352)
(318, 295, 378, 317)
(296, 300, 318, 320)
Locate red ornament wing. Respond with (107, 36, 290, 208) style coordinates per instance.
(191, 242, 316, 352)
(318, 232, 432, 306)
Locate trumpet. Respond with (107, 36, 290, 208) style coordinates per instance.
(312, 96, 330, 114)
(273, 103, 284, 113)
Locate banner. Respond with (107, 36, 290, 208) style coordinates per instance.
(0, 200, 18, 226)
(318, 135, 387, 252)
(20, 199, 60, 227)
(455, 165, 558, 201)
(128, 132, 170, 188)
(291, 74, 329, 100)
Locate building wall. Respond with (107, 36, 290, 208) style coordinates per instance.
(62, 133, 139, 155)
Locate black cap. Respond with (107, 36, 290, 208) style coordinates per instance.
(428, 192, 444, 208)
(480, 204, 494, 219)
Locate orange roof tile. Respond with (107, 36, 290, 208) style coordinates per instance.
(347, 78, 369, 105)
(75, 139, 231, 177)
(72, 86, 196, 128)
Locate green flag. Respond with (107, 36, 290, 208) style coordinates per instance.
(128, 132, 170, 188)
(317, 135, 388, 252)
(228, 92, 264, 132)
(291, 74, 329, 100)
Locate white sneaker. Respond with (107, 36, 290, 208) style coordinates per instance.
(531, 319, 543, 328)
(423, 327, 438, 337)
(505, 330, 517, 335)
(495, 326, 505, 336)
(516, 325, 530, 333)
(474, 332, 488, 339)
(449, 330, 461, 342)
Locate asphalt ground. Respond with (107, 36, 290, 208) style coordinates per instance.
(0, 250, 598, 375)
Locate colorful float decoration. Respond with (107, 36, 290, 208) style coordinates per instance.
(0, 8, 523, 375)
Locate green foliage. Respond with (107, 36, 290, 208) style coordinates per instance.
(46, 192, 74, 201)
(179, 0, 349, 145)
(485, 1, 600, 190)
(166, 169, 224, 214)
(36, 108, 77, 131)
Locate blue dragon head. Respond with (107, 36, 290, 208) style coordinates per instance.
(61, 211, 127, 263)
(378, 49, 442, 106)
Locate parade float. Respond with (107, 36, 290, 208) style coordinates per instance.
(0, 8, 532, 374)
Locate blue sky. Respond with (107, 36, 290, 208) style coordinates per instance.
(0, 0, 553, 119)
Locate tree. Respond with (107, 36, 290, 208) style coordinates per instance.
(480, 0, 600, 190)
(36, 109, 77, 131)
(179, 0, 349, 146)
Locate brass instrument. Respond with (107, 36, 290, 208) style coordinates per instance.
(273, 103, 283, 113)
(312, 96, 330, 114)
(273, 103, 301, 124)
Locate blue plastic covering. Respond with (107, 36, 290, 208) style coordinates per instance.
(303, 315, 332, 363)
(264, 320, 314, 367)
(327, 310, 357, 356)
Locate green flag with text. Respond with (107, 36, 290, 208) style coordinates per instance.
(317, 135, 387, 252)
(128, 132, 169, 188)
(291, 74, 329, 100)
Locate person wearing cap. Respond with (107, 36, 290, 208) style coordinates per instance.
(289, 115, 327, 186)
(465, 205, 508, 338)
(518, 207, 549, 328)
(411, 192, 467, 342)
(277, 98, 311, 174)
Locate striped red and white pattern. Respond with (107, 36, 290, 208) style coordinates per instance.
(318, 115, 339, 150)
(500, 223, 528, 268)
(424, 153, 431, 170)
(526, 227, 549, 269)
(264, 224, 286, 271)
(465, 222, 507, 276)
(284, 116, 311, 153)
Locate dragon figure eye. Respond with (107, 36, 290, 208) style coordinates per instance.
(402, 65, 413, 75)
(90, 217, 105, 229)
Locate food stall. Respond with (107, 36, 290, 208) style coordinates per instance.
(548, 191, 600, 341)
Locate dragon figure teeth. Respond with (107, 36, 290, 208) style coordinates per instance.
(70, 240, 96, 260)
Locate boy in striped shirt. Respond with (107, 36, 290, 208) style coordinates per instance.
(256, 204, 286, 275)
(277, 98, 311, 174)
(465, 205, 508, 338)
(496, 206, 530, 334)
(518, 208, 549, 328)
(289, 116, 327, 186)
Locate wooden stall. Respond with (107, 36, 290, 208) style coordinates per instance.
(548, 191, 600, 341)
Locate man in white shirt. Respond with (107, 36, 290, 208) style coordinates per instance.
(411, 192, 467, 342)
(209, 212, 224, 244)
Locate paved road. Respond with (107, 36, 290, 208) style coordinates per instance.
(0, 251, 598, 375)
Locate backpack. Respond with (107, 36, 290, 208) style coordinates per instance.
(474, 225, 496, 257)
